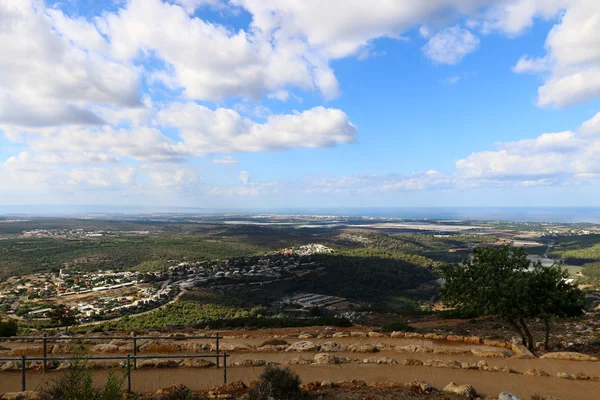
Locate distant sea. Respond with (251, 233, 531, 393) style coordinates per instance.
(1, 206, 600, 224)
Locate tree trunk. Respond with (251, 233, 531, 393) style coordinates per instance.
(543, 317, 551, 350)
(508, 318, 526, 346)
(520, 317, 535, 353)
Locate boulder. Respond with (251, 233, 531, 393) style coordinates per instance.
(255, 345, 287, 353)
(540, 352, 598, 362)
(179, 359, 215, 368)
(390, 331, 405, 338)
(333, 332, 350, 338)
(314, 353, 341, 364)
(405, 380, 436, 393)
(555, 372, 574, 380)
(433, 347, 470, 355)
(499, 392, 521, 400)
(403, 332, 424, 339)
(471, 348, 512, 358)
(90, 344, 120, 354)
(403, 358, 423, 366)
(363, 356, 398, 365)
(319, 341, 344, 352)
(396, 345, 432, 353)
(208, 381, 247, 398)
(50, 344, 71, 354)
(179, 343, 209, 353)
(140, 341, 179, 353)
(10, 346, 44, 356)
(367, 331, 387, 338)
(321, 380, 336, 388)
(286, 356, 312, 365)
(442, 382, 477, 399)
(424, 333, 446, 340)
(232, 359, 267, 367)
(286, 341, 317, 352)
(155, 384, 191, 399)
(347, 344, 379, 353)
(298, 334, 314, 339)
(463, 336, 482, 345)
(1, 361, 20, 371)
(109, 339, 130, 347)
(484, 339, 510, 348)
(1, 392, 40, 400)
(524, 369, 549, 377)
(349, 332, 366, 338)
(511, 343, 535, 359)
(137, 359, 179, 369)
(212, 343, 253, 352)
(446, 335, 464, 342)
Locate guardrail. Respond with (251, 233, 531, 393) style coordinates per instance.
(0, 353, 230, 392)
(0, 333, 223, 370)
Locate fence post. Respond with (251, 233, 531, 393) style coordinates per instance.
(21, 355, 26, 392)
(223, 353, 227, 384)
(133, 334, 137, 370)
(127, 354, 132, 393)
(216, 333, 220, 368)
(42, 333, 47, 371)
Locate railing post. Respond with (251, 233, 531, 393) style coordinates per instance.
(127, 354, 132, 394)
(223, 353, 227, 384)
(42, 333, 47, 371)
(21, 355, 26, 392)
(216, 333, 220, 368)
(133, 334, 137, 370)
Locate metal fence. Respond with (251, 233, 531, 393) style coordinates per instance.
(0, 353, 230, 392)
(0, 334, 229, 392)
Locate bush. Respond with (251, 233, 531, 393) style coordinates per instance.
(247, 366, 305, 400)
(381, 322, 416, 333)
(39, 352, 126, 400)
(0, 320, 18, 337)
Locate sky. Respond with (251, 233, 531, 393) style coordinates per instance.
(1, 0, 600, 209)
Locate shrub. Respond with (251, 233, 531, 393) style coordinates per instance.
(381, 322, 416, 333)
(0, 320, 18, 337)
(39, 352, 126, 400)
(247, 366, 305, 400)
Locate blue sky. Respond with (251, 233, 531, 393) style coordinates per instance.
(1, 0, 600, 209)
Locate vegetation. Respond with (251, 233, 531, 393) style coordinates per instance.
(247, 366, 306, 400)
(0, 319, 18, 336)
(436, 244, 585, 351)
(381, 322, 416, 333)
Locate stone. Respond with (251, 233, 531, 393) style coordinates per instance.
(367, 331, 387, 338)
(208, 381, 247, 398)
(286, 356, 312, 365)
(347, 344, 379, 353)
(314, 353, 341, 364)
(255, 345, 287, 353)
(321, 380, 336, 388)
(484, 339, 510, 348)
(555, 372, 574, 380)
(109, 339, 130, 347)
(232, 359, 267, 367)
(396, 345, 432, 353)
(403, 332, 424, 339)
(212, 343, 253, 352)
(424, 333, 446, 340)
(137, 359, 179, 369)
(9, 346, 44, 356)
(139, 341, 179, 353)
(403, 358, 423, 366)
(471, 348, 512, 358)
(442, 382, 477, 399)
(390, 331, 405, 338)
(349, 332, 366, 338)
(433, 347, 470, 355)
(90, 344, 120, 354)
(511, 343, 535, 359)
(524, 369, 549, 377)
(499, 393, 521, 400)
(1, 361, 20, 371)
(298, 334, 314, 339)
(363, 356, 398, 364)
(1, 391, 40, 400)
(333, 332, 350, 338)
(463, 336, 482, 345)
(155, 384, 191, 399)
(540, 352, 598, 362)
(180, 343, 209, 353)
(180, 358, 215, 368)
(319, 341, 344, 352)
(446, 335, 464, 342)
(286, 341, 317, 352)
(405, 380, 436, 393)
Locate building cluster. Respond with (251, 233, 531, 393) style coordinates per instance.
(541, 229, 595, 237)
(21, 229, 151, 239)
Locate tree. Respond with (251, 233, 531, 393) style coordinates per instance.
(436, 244, 585, 352)
(48, 305, 77, 327)
(0, 320, 18, 337)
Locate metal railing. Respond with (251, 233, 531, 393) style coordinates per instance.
(0, 333, 223, 370)
(0, 353, 230, 392)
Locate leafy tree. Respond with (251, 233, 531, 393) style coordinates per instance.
(436, 244, 585, 352)
(48, 305, 77, 327)
(247, 366, 305, 400)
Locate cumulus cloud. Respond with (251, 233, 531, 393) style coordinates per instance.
(239, 170, 251, 185)
(422, 25, 480, 65)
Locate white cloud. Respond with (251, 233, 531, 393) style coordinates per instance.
(422, 26, 480, 65)
(212, 156, 239, 166)
(239, 170, 251, 185)
(512, 55, 550, 73)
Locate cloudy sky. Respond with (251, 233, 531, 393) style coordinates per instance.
(1, 0, 600, 209)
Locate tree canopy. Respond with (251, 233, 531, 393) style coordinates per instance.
(436, 244, 585, 351)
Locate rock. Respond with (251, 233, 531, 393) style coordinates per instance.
(367, 331, 387, 338)
(347, 344, 379, 353)
(155, 384, 191, 399)
(298, 334, 314, 339)
(336, 380, 367, 389)
(471, 348, 512, 358)
(446, 335, 464, 342)
(540, 352, 598, 361)
(424, 359, 446, 368)
(555, 372, 574, 380)
(180, 343, 209, 353)
(461, 362, 479, 370)
(396, 345, 432, 353)
(90, 344, 120, 354)
(403, 332, 424, 339)
(433, 347, 470, 355)
(403, 358, 423, 366)
(363, 356, 398, 364)
(463, 336, 482, 345)
(208, 381, 247, 398)
(255, 345, 287, 353)
(1, 361, 20, 371)
(286, 356, 312, 365)
(484, 339, 510, 348)
(286, 341, 317, 352)
(9, 346, 44, 356)
(442, 382, 477, 399)
(321, 380, 336, 388)
(524, 369, 549, 377)
(499, 392, 521, 400)
(50, 344, 71, 354)
(319, 341, 344, 352)
(349, 332, 366, 338)
(369, 381, 403, 389)
(109, 339, 130, 347)
(314, 353, 341, 364)
(232, 359, 267, 367)
(511, 343, 535, 359)
(212, 343, 253, 352)
(180, 359, 215, 368)
(333, 332, 350, 338)
(477, 361, 492, 371)
(424, 333, 446, 340)
(390, 331, 405, 338)
(1, 391, 40, 400)
(139, 341, 179, 353)
(405, 380, 436, 393)
(137, 359, 179, 369)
